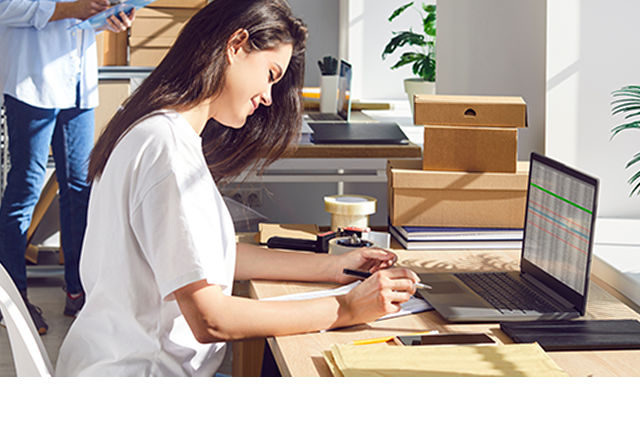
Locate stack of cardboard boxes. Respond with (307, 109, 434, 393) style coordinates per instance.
(130, 0, 207, 67)
(97, 0, 207, 67)
(387, 95, 530, 232)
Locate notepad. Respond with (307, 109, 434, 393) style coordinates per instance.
(323, 343, 568, 377)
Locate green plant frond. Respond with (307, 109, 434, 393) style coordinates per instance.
(391, 52, 428, 69)
(389, 2, 414, 22)
(622, 112, 640, 121)
(612, 85, 640, 96)
(610, 122, 640, 139)
(611, 95, 640, 105)
(625, 152, 640, 169)
(412, 56, 436, 81)
(612, 91, 640, 101)
(382, 31, 426, 58)
(611, 98, 640, 115)
(422, 4, 436, 13)
(627, 169, 640, 197)
(423, 12, 436, 37)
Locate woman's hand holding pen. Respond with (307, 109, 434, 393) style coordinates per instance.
(332, 247, 397, 284)
(334, 267, 420, 326)
(323, 246, 420, 326)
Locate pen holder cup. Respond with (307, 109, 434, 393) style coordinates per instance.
(319, 75, 339, 113)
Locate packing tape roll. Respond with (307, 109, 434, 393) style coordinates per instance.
(324, 194, 377, 231)
(328, 237, 376, 255)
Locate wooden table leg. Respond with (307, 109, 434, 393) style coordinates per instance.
(231, 339, 265, 377)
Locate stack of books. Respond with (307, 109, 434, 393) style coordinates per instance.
(389, 224, 523, 250)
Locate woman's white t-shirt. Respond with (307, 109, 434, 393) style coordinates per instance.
(56, 111, 236, 376)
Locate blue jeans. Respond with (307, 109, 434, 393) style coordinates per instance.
(0, 92, 92, 295)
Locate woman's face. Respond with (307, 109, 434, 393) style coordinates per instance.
(212, 40, 293, 128)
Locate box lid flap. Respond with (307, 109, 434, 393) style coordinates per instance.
(414, 94, 528, 128)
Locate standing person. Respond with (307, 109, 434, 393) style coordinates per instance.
(56, 0, 421, 377)
(0, 0, 135, 334)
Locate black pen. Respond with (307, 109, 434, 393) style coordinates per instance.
(342, 268, 432, 289)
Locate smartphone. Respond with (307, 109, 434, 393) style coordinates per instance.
(394, 332, 495, 347)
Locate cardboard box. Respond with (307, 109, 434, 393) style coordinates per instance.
(414, 94, 528, 128)
(387, 159, 529, 228)
(149, 0, 207, 8)
(96, 31, 127, 66)
(129, 46, 170, 67)
(95, 80, 131, 140)
(423, 125, 518, 173)
(129, 7, 201, 66)
(130, 7, 199, 39)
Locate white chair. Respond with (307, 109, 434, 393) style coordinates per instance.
(0, 263, 53, 377)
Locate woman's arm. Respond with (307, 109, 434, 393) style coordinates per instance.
(173, 265, 419, 343)
(235, 242, 397, 284)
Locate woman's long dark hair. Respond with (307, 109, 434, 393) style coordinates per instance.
(89, 0, 307, 184)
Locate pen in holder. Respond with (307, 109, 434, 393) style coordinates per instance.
(318, 56, 339, 113)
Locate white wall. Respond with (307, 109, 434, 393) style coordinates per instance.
(436, 0, 547, 160)
(546, 0, 640, 218)
(437, 0, 640, 219)
(287, 0, 340, 88)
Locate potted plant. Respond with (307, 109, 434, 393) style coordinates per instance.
(382, 2, 436, 115)
(611, 85, 640, 196)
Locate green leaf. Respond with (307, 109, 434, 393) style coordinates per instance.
(610, 122, 640, 139)
(382, 31, 426, 58)
(389, 2, 414, 22)
(625, 152, 640, 169)
(424, 11, 436, 37)
(413, 55, 436, 81)
(627, 168, 640, 197)
(390, 52, 427, 69)
(422, 4, 436, 13)
(613, 85, 640, 95)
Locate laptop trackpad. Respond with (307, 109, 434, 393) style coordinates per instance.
(427, 276, 466, 294)
(418, 273, 495, 312)
(418, 273, 467, 294)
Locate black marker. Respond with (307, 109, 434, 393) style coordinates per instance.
(342, 268, 432, 289)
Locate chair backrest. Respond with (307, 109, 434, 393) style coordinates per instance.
(0, 263, 53, 377)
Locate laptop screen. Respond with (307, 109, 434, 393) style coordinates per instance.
(336, 60, 352, 121)
(520, 152, 599, 312)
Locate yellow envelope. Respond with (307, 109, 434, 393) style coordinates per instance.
(325, 343, 567, 377)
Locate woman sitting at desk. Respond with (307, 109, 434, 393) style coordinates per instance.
(56, 0, 420, 377)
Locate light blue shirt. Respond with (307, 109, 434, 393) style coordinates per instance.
(0, 0, 99, 109)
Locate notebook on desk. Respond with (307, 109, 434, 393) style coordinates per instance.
(417, 152, 600, 322)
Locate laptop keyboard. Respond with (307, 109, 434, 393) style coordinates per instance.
(306, 112, 343, 121)
(454, 272, 559, 314)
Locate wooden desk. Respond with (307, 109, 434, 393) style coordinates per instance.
(235, 246, 640, 377)
(286, 141, 422, 159)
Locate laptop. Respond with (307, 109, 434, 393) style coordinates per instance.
(416, 152, 600, 322)
(304, 59, 409, 145)
(308, 122, 410, 145)
(305, 59, 354, 122)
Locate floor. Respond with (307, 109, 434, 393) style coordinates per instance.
(0, 255, 233, 377)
